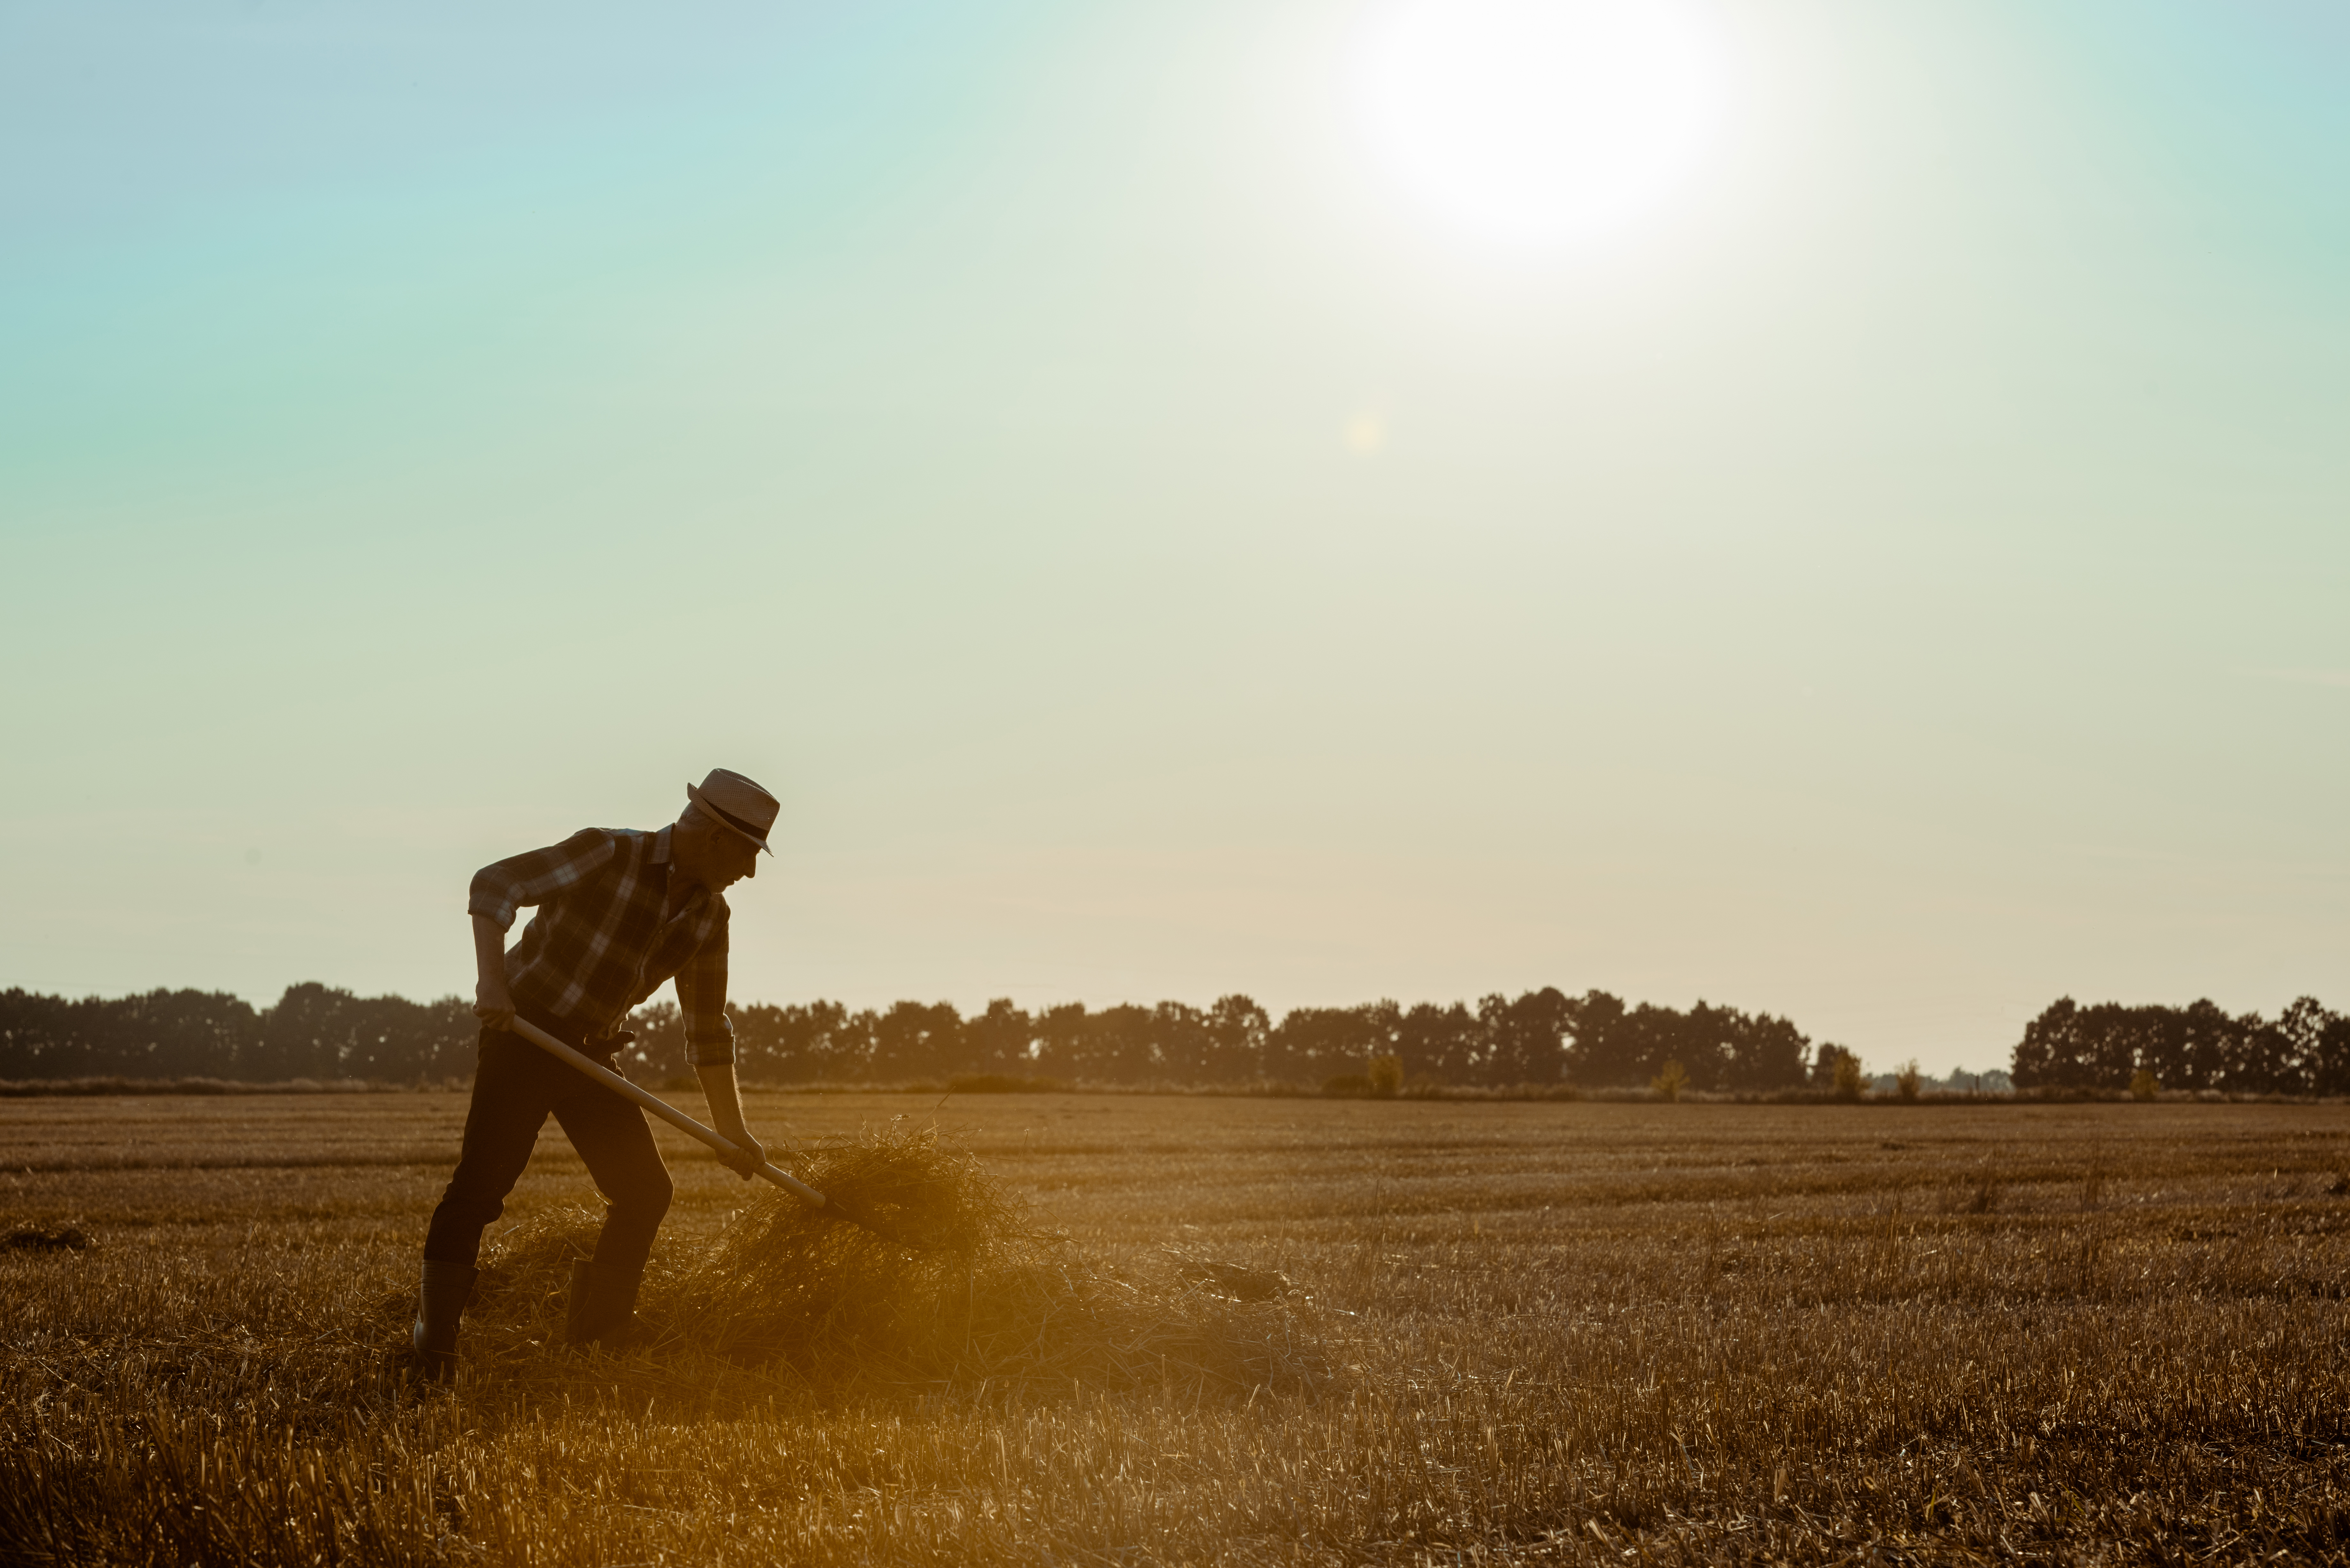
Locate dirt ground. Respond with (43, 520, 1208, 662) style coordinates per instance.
(5, 1091, 2348, 1564)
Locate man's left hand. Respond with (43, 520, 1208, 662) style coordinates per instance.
(719, 1133, 766, 1180)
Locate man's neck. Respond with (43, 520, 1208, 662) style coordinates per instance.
(659, 833, 702, 911)
(666, 855, 708, 909)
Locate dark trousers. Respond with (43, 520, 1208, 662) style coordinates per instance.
(423, 1011, 673, 1273)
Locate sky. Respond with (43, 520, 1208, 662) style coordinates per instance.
(2, 0, 2344, 1074)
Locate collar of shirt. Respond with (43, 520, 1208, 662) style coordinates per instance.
(650, 823, 711, 927)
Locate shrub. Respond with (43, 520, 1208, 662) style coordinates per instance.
(1894, 1061, 1922, 1102)
(1651, 1060, 1687, 1102)
(2131, 1067, 2160, 1102)
(946, 1074, 1067, 1095)
(1833, 1053, 1865, 1103)
(1367, 1055, 1404, 1098)
(1322, 1073, 1371, 1097)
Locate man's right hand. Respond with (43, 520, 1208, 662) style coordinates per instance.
(472, 914, 515, 1030)
(474, 980, 516, 1032)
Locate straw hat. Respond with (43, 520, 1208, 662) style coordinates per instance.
(685, 768, 779, 854)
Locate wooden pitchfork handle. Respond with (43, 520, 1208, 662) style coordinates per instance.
(505, 1014, 907, 1246)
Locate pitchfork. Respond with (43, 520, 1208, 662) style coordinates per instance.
(507, 1016, 912, 1248)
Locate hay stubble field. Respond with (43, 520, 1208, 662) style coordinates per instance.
(4, 1092, 2348, 1564)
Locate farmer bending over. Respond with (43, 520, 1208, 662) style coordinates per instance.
(410, 769, 777, 1382)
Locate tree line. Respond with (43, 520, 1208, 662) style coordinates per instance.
(626, 989, 1819, 1090)
(2011, 995, 2350, 1096)
(19, 982, 2329, 1095)
(0, 984, 478, 1083)
(0, 984, 1827, 1090)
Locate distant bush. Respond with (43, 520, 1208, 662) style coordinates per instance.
(1651, 1060, 1687, 1102)
(1894, 1061, 1923, 1103)
(946, 1074, 1067, 1095)
(1367, 1054, 1404, 1098)
(1322, 1074, 1372, 1097)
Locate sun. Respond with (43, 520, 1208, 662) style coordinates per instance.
(1351, 0, 1726, 250)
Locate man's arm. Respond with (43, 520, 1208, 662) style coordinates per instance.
(472, 914, 515, 1030)
(678, 932, 762, 1178)
(468, 828, 618, 934)
(696, 1061, 765, 1178)
(466, 829, 616, 1032)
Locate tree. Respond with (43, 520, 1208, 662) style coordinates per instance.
(1717, 1007, 1811, 1091)
(249, 983, 361, 1079)
(624, 1000, 687, 1079)
(0, 988, 82, 1077)
(1482, 989, 1572, 1085)
(2011, 996, 2326, 1095)
(962, 999, 1038, 1076)
(1561, 991, 1631, 1085)
(1081, 1004, 1157, 1082)
(1833, 1051, 1865, 1102)
(1582, 1001, 1722, 1089)
(0, 987, 265, 1078)
(871, 1001, 963, 1080)
(104, 989, 267, 1077)
(2131, 999, 2241, 1092)
(1145, 1002, 1217, 1083)
(2011, 999, 2139, 1089)
(723, 999, 859, 1082)
(1813, 1044, 1861, 1093)
(1267, 1006, 1386, 1084)
(2288, 998, 2350, 1097)
(1397, 1001, 1479, 1084)
(332, 993, 474, 1081)
(1204, 995, 1271, 1081)
(2214, 1004, 2290, 1095)
(1033, 1003, 1094, 1080)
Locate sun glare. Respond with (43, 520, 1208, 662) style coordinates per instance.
(1352, 0, 1726, 250)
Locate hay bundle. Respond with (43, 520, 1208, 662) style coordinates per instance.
(4, 1225, 94, 1253)
(661, 1124, 1328, 1398)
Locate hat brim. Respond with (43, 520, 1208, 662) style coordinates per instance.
(686, 782, 775, 854)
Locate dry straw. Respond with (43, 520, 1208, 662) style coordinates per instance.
(472, 1122, 1327, 1401)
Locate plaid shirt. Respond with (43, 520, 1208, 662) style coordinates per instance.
(467, 825, 736, 1065)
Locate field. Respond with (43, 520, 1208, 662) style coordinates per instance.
(5, 1091, 2350, 1565)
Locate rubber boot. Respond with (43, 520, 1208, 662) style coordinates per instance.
(565, 1260, 643, 1349)
(409, 1260, 477, 1384)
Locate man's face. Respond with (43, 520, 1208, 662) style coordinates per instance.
(680, 816, 760, 892)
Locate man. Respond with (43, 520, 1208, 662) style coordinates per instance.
(409, 768, 777, 1382)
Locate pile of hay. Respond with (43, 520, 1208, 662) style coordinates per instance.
(668, 1124, 1326, 1397)
(472, 1124, 1327, 1400)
